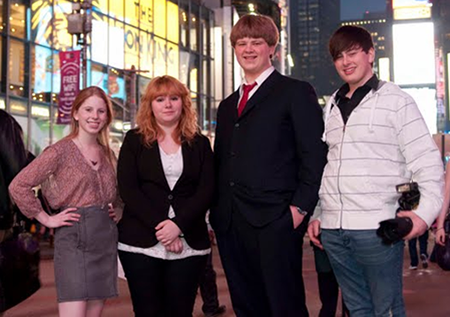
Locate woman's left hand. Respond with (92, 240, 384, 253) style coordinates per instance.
(155, 220, 182, 245)
(108, 203, 122, 223)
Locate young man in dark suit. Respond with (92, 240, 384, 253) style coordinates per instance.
(210, 14, 327, 317)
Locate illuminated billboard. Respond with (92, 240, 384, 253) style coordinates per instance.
(393, 22, 435, 85)
(392, 0, 431, 20)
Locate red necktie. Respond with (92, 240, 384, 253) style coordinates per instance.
(238, 82, 257, 116)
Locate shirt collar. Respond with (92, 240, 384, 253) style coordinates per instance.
(242, 66, 275, 89)
(337, 74, 379, 100)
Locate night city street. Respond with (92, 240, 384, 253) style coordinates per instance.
(4, 237, 450, 317)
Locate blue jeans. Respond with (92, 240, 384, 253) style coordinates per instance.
(321, 229, 405, 317)
(408, 230, 428, 267)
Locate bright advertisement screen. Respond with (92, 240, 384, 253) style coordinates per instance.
(392, 0, 430, 9)
(393, 0, 431, 19)
(393, 22, 435, 85)
(403, 88, 437, 134)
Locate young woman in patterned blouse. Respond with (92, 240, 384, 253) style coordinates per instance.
(9, 86, 122, 317)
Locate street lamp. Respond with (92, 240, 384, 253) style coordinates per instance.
(67, 0, 93, 89)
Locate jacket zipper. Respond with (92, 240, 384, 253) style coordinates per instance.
(337, 122, 346, 229)
(334, 92, 374, 229)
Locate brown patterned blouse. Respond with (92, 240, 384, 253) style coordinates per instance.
(9, 138, 119, 219)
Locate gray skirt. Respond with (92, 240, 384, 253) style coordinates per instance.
(54, 205, 118, 302)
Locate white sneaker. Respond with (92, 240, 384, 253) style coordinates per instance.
(409, 265, 418, 270)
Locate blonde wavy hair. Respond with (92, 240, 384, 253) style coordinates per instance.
(65, 86, 115, 168)
(136, 75, 198, 147)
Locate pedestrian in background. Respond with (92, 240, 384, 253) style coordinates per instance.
(436, 160, 450, 247)
(211, 14, 327, 316)
(408, 231, 429, 269)
(9, 86, 121, 317)
(308, 25, 444, 316)
(0, 110, 29, 316)
(117, 75, 214, 317)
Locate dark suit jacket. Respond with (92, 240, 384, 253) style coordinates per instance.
(211, 70, 327, 233)
(117, 130, 214, 250)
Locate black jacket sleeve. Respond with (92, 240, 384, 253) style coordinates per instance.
(171, 135, 215, 234)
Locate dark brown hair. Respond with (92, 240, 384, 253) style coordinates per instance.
(329, 25, 374, 61)
(230, 14, 279, 47)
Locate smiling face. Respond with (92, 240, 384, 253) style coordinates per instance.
(73, 96, 108, 136)
(151, 95, 183, 128)
(234, 37, 275, 82)
(334, 46, 374, 92)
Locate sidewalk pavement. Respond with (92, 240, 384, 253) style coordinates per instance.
(5, 237, 450, 317)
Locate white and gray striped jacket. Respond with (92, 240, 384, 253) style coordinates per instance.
(312, 80, 444, 229)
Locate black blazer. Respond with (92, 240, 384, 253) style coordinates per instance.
(211, 70, 328, 233)
(117, 130, 214, 250)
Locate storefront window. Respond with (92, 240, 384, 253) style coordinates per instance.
(189, 53, 198, 93)
(140, 31, 153, 78)
(201, 58, 208, 94)
(92, 14, 109, 64)
(91, 63, 108, 91)
(52, 50, 61, 97)
(109, 0, 124, 21)
(125, 0, 138, 27)
(31, 0, 52, 47)
(31, 45, 52, 103)
(31, 102, 51, 155)
(10, 98, 27, 116)
(125, 25, 140, 69)
(109, 19, 124, 69)
(138, 76, 151, 100)
(167, 1, 179, 44)
(180, 8, 188, 48)
(179, 50, 189, 85)
(201, 19, 207, 56)
(167, 42, 179, 78)
(9, 39, 25, 97)
(108, 67, 125, 104)
(154, 0, 166, 39)
(190, 4, 199, 51)
(12, 113, 28, 146)
(201, 96, 209, 131)
(140, 0, 153, 33)
(10, 0, 26, 38)
(154, 37, 166, 77)
(52, 111, 70, 142)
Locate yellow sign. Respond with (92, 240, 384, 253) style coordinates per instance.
(392, 0, 431, 20)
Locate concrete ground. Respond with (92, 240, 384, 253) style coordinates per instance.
(4, 237, 450, 317)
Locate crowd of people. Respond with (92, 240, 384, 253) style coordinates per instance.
(1, 13, 449, 317)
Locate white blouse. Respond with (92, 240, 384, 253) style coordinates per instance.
(118, 145, 211, 260)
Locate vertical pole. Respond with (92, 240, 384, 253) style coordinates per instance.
(129, 66, 137, 129)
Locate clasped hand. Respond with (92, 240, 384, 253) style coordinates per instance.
(155, 220, 183, 253)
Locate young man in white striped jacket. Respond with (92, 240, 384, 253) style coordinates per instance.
(307, 25, 444, 317)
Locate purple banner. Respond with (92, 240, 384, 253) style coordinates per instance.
(57, 50, 81, 124)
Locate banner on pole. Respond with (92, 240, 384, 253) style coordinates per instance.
(57, 50, 81, 124)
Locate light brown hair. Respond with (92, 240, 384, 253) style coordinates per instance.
(136, 75, 198, 147)
(65, 86, 115, 167)
(230, 14, 279, 47)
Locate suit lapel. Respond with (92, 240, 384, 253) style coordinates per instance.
(239, 70, 282, 119)
(228, 91, 240, 120)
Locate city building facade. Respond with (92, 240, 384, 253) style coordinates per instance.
(1, 0, 217, 156)
(289, 0, 341, 99)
